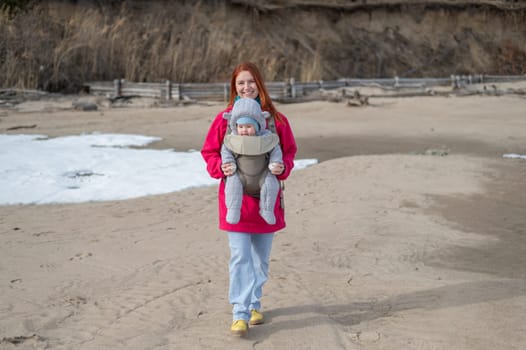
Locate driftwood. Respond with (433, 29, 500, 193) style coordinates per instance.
(0, 89, 50, 107)
(72, 101, 98, 111)
(346, 91, 369, 107)
(6, 124, 37, 131)
(304, 83, 526, 107)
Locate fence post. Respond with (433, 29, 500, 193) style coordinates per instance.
(165, 80, 172, 100)
(450, 75, 458, 88)
(394, 76, 399, 87)
(114, 79, 122, 97)
(289, 78, 296, 99)
(177, 83, 182, 100)
(224, 83, 229, 102)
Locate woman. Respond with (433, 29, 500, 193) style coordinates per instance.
(201, 62, 297, 337)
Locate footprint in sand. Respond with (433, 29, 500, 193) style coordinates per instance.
(64, 295, 88, 307)
(0, 334, 47, 347)
(350, 330, 381, 344)
(69, 252, 93, 261)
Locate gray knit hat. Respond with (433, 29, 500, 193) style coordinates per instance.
(236, 116, 260, 133)
(223, 98, 270, 135)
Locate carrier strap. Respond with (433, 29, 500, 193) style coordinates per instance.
(266, 115, 277, 134)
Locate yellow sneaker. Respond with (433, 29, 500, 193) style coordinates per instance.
(230, 320, 248, 337)
(249, 309, 264, 325)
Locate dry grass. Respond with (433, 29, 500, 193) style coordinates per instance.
(231, 0, 526, 11)
(0, 1, 525, 92)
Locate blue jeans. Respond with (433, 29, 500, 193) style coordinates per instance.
(228, 232, 274, 321)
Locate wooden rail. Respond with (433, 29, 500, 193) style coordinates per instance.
(84, 75, 526, 102)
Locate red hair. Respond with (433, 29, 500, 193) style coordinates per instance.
(228, 62, 282, 123)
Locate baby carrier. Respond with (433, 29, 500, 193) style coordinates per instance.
(222, 116, 279, 197)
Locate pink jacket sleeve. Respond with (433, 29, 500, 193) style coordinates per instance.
(201, 110, 228, 179)
(274, 112, 297, 181)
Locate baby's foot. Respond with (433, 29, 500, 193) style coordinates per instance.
(259, 210, 276, 225)
(226, 209, 241, 224)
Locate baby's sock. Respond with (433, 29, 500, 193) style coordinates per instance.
(226, 209, 241, 224)
(259, 210, 276, 225)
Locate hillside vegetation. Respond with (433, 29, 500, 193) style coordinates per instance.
(1, 0, 525, 92)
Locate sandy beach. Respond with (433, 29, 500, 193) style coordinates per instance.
(1, 88, 526, 349)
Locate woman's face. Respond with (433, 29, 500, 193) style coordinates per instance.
(235, 70, 259, 99)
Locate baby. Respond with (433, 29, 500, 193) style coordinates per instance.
(221, 98, 283, 225)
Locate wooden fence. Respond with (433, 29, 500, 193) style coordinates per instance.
(84, 74, 526, 102)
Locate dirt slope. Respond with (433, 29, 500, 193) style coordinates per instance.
(1, 0, 525, 91)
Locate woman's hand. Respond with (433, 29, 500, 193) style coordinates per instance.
(222, 162, 236, 176)
(269, 162, 284, 175)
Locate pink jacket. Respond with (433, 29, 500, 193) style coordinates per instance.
(201, 107, 297, 233)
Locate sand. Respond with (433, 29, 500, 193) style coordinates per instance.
(1, 88, 526, 349)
